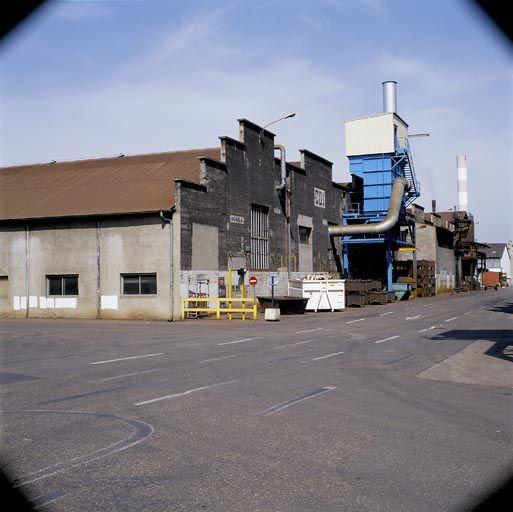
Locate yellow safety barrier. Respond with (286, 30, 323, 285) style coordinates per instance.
(180, 297, 258, 321)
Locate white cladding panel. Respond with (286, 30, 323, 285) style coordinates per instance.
(345, 113, 395, 156)
(394, 114, 409, 143)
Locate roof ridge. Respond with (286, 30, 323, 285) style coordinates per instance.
(0, 147, 219, 170)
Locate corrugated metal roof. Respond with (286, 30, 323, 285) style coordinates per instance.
(0, 148, 219, 221)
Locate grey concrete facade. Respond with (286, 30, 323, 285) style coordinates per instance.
(0, 215, 172, 320)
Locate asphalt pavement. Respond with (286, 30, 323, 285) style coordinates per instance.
(1, 289, 512, 511)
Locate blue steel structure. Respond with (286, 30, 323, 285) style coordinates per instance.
(342, 137, 420, 291)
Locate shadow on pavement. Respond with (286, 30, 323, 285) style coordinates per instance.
(431, 330, 513, 363)
(488, 302, 513, 315)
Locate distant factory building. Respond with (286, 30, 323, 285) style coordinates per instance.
(0, 119, 345, 320)
(396, 204, 457, 293)
(482, 243, 512, 285)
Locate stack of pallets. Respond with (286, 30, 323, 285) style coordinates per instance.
(345, 280, 384, 307)
(416, 260, 436, 298)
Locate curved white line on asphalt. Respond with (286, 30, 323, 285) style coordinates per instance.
(0, 409, 154, 486)
(346, 318, 364, 324)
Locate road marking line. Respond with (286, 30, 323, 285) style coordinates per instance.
(418, 326, 437, 332)
(301, 351, 344, 363)
(406, 315, 421, 320)
(134, 380, 237, 406)
(346, 318, 364, 324)
(380, 311, 394, 316)
(274, 345, 288, 349)
(200, 354, 239, 363)
(103, 368, 166, 381)
(218, 337, 262, 346)
(445, 316, 458, 322)
(463, 310, 473, 316)
(289, 339, 316, 347)
(295, 328, 323, 334)
(374, 335, 400, 344)
(90, 353, 164, 365)
(261, 386, 337, 414)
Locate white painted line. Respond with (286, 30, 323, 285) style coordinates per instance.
(103, 368, 166, 381)
(200, 354, 238, 363)
(346, 318, 364, 324)
(374, 335, 400, 344)
(134, 380, 237, 406)
(445, 316, 458, 322)
(463, 310, 473, 316)
(406, 315, 421, 320)
(301, 351, 344, 363)
(261, 386, 337, 414)
(90, 353, 164, 365)
(218, 337, 262, 346)
(380, 311, 394, 316)
(295, 328, 323, 334)
(289, 339, 316, 347)
(274, 345, 288, 349)
(418, 326, 438, 333)
(312, 351, 345, 361)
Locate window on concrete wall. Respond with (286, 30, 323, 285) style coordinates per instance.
(251, 204, 270, 270)
(0, 276, 8, 298)
(47, 275, 79, 296)
(298, 226, 312, 244)
(121, 273, 157, 295)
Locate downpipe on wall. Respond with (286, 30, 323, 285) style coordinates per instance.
(274, 145, 291, 285)
(160, 210, 174, 321)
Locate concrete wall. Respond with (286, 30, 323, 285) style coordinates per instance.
(0, 215, 172, 320)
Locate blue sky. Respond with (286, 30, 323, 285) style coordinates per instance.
(1, 0, 511, 241)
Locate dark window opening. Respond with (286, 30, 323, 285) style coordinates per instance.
(122, 273, 157, 295)
(0, 276, 8, 298)
(47, 275, 79, 296)
(298, 226, 312, 244)
(250, 204, 270, 270)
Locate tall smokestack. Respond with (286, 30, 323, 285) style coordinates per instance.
(382, 81, 397, 113)
(456, 155, 468, 212)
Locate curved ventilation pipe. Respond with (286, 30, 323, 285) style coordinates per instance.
(329, 178, 410, 237)
(274, 144, 287, 190)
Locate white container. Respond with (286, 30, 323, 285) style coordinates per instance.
(264, 308, 281, 321)
(302, 279, 345, 312)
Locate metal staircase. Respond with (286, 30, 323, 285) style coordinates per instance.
(394, 138, 420, 207)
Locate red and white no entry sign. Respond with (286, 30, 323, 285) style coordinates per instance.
(249, 276, 258, 286)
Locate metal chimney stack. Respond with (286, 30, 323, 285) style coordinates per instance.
(456, 155, 468, 212)
(382, 81, 397, 113)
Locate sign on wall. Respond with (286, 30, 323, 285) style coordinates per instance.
(314, 187, 326, 208)
(229, 215, 245, 224)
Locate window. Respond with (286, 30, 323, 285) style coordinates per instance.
(298, 226, 312, 244)
(121, 273, 157, 295)
(250, 204, 269, 270)
(0, 276, 8, 298)
(47, 275, 78, 296)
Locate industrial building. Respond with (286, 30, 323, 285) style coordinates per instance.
(396, 204, 457, 293)
(0, 118, 345, 320)
(482, 243, 512, 285)
(0, 81, 494, 320)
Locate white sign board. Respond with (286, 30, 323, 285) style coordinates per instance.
(268, 274, 280, 287)
(314, 187, 325, 208)
(229, 215, 245, 225)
